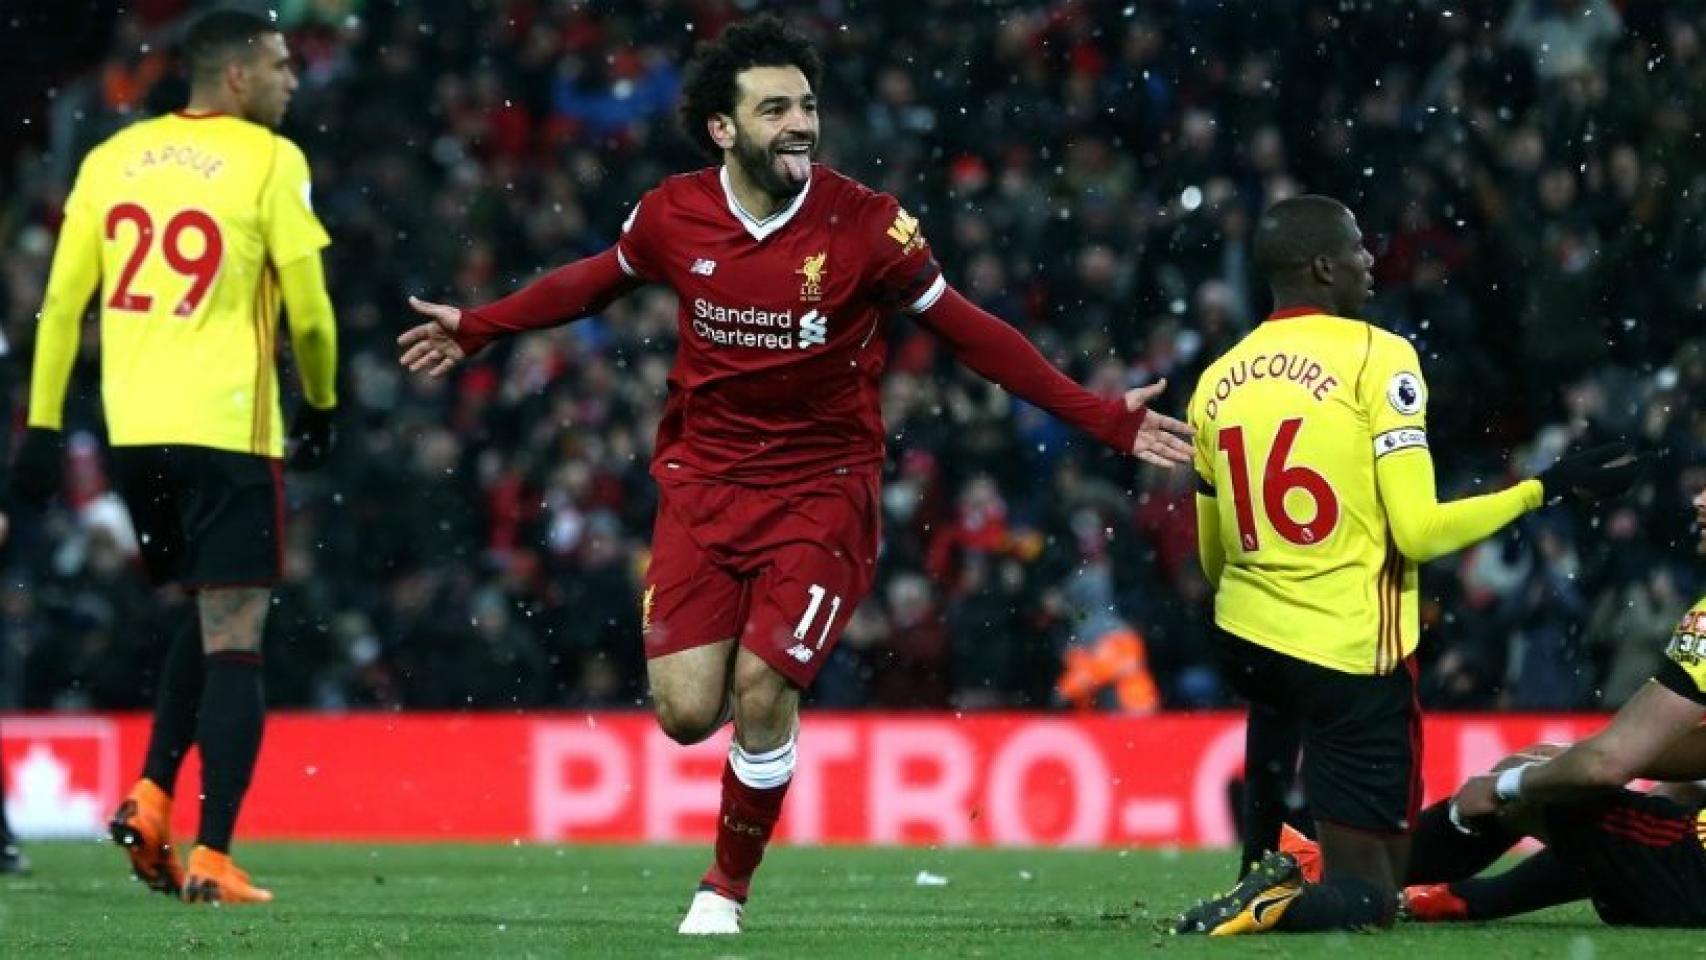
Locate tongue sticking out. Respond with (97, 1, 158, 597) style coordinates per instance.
(776, 150, 811, 185)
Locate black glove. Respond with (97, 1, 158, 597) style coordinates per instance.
(10, 427, 65, 506)
(1536, 441, 1643, 504)
(288, 405, 336, 471)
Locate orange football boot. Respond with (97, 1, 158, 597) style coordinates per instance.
(1401, 883, 1470, 922)
(1277, 823, 1323, 883)
(183, 846, 274, 904)
(108, 779, 184, 896)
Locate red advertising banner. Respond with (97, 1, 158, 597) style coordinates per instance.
(0, 711, 1608, 846)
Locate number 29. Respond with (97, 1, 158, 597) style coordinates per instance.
(105, 203, 225, 318)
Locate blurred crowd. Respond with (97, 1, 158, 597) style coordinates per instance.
(2, 0, 1704, 714)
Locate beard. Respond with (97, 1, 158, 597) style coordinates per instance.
(731, 125, 813, 200)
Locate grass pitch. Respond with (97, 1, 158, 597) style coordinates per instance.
(0, 841, 1684, 956)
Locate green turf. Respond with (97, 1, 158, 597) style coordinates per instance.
(0, 841, 1685, 956)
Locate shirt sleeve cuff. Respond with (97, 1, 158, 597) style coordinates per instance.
(451, 307, 496, 355)
(1099, 397, 1146, 453)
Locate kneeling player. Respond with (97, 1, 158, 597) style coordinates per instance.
(1170, 194, 1641, 936)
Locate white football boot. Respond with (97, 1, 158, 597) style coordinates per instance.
(677, 887, 744, 935)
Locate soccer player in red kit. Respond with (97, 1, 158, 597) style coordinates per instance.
(398, 15, 1194, 934)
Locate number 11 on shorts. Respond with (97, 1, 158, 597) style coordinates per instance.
(793, 584, 842, 650)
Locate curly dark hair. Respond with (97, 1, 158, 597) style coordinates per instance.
(678, 15, 823, 159)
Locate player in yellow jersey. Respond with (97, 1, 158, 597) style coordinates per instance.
(11, 9, 337, 904)
(1172, 195, 1640, 935)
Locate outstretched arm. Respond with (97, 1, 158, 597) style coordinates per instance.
(913, 286, 1193, 466)
(398, 247, 640, 376)
(1376, 449, 1543, 563)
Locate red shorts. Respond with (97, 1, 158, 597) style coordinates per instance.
(643, 467, 880, 687)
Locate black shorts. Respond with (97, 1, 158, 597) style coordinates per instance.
(1544, 790, 1706, 927)
(108, 445, 284, 588)
(1215, 628, 1422, 834)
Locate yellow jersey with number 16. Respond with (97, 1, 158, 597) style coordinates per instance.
(39, 111, 329, 456)
(1188, 309, 1433, 676)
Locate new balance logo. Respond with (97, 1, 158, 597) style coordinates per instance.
(786, 643, 815, 663)
(798, 310, 827, 348)
(690, 259, 717, 276)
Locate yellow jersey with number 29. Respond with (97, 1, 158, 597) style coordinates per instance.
(39, 111, 329, 456)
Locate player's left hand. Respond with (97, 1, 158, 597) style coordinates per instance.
(398, 296, 468, 378)
(1124, 379, 1195, 468)
(1536, 441, 1644, 504)
(1452, 774, 1501, 820)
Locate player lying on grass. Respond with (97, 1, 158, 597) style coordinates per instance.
(1277, 482, 1706, 927)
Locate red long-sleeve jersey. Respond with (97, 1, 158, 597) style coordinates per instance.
(457, 164, 1143, 484)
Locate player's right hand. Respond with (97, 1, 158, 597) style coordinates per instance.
(10, 427, 65, 507)
(398, 296, 467, 378)
(1536, 440, 1644, 504)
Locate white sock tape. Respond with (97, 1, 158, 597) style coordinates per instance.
(730, 735, 796, 790)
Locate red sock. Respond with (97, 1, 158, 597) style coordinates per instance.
(701, 759, 791, 902)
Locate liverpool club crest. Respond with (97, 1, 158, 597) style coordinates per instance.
(797, 252, 828, 302)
